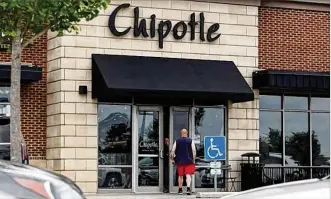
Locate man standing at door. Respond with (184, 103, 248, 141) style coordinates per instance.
(170, 128, 196, 195)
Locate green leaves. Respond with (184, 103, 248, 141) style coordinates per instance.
(0, 0, 109, 48)
(0, 2, 8, 8)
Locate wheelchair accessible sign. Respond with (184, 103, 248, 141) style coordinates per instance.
(204, 136, 226, 161)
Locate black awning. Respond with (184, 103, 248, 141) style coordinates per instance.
(92, 54, 254, 105)
(253, 70, 330, 96)
(0, 64, 42, 83)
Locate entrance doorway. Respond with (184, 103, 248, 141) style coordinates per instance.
(169, 107, 194, 193)
(133, 106, 194, 193)
(134, 106, 164, 193)
(133, 106, 226, 193)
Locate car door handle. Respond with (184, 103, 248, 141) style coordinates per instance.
(160, 150, 164, 159)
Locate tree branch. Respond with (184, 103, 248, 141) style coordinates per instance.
(21, 0, 38, 41)
(21, 26, 49, 49)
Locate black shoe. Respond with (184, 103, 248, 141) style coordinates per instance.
(186, 187, 191, 195)
(178, 188, 183, 195)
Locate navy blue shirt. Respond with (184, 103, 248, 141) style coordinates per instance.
(174, 137, 194, 165)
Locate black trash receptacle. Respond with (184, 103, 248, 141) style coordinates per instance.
(240, 152, 264, 191)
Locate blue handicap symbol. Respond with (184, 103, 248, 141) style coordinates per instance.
(204, 136, 226, 161)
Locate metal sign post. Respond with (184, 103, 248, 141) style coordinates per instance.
(204, 136, 227, 192)
(210, 161, 222, 192)
(214, 160, 217, 192)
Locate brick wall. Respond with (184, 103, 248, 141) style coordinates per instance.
(259, 7, 330, 72)
(0, 34, 47, 162)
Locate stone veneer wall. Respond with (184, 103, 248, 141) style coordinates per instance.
(46, 0, 259, 193)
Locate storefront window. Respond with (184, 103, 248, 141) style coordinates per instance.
(193, 107, 225, 189)
(0, 87, 10, 161)
(98, 104, 132, 189)
(311, 113, 330, 166)
(284, 112, 309, 166)
(259, 95, 330, 167)
(259, 111, 282, 165)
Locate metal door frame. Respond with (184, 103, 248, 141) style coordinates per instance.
(133, 106, 164, 193)
(169, 106, 195, 193)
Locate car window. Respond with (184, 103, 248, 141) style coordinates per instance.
(139, 157, 152, 165)
(0, 119, 10, 143)
(263, 156, 282, 164)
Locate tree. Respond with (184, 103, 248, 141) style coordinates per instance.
(0, 0, 109, 163)
(260, 128, 328, 166)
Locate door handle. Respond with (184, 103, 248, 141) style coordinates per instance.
(160, 150, 164, 159)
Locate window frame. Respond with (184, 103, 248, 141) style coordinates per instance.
(97, 103, 133, 190)
(259, 93, 330, 167)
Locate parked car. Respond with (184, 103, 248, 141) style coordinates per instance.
(0, 160, 85, 199)
(0, 118, 29, 164)
(222, 176, 330, 199)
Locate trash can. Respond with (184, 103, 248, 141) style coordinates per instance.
(240, 152, 263, 191)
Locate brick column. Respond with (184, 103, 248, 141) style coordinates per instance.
(227, 90, 259, 191)
(46, 32, 98, 194)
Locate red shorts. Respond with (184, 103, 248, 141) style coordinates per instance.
(176, 163, 195, 176)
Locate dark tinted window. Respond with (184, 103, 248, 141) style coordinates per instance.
(311, 97, 330, 111)
(312, 113, 330, 166)
(0, 87, 10, 102)
(259, 111, 282, 165)
(260, 95, 281, 109)
(284, 112, 309, 166)
(98, 105, 132, 166)
(284, 96, 308, 110)
(0, 119, 10, 143)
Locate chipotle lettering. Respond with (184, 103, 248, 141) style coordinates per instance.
(108, 3, 221, 49)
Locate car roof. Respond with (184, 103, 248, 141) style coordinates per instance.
(223, 178, 330, 199)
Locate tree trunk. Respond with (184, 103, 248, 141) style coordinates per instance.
(10, 29, 22, 163)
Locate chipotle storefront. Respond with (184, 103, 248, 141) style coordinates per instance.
(46, 0, 260, 194)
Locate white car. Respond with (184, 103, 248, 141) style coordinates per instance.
(222, 176, 330, 199)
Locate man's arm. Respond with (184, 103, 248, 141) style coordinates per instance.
(170, 141, 176, 161)
(191, 141, 196, 160)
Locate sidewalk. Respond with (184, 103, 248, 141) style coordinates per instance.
(86, 194, 195, 199)
(86, 192, 235, 199)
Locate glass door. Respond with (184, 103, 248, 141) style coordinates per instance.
(135, 106, 163, 193)
(169, 107, 194, 193)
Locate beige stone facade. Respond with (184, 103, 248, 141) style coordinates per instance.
(46, 0, 259, 194)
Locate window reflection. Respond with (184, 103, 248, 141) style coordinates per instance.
(0, 119, 10, 143)
(98, 167, 132, 189)
(98, 105, 132, 165)
(259, 111, 282, 165)
(138, 157, 159, 186)
(311, 97, 330, 111)
(194, 108, 225, 160)
(138, 111, 159, 155)
(259, 95, 281, 109)
(0, 87, 10, 102)
(195, 167, 224, 188)
(284, 112, 309, 166)
(260, 95, 330, 169)
(312, 113, 330, 166)
(284, 96, 308, 110)
(193, 107, 225, 189)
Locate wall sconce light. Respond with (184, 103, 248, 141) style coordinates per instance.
(78, 85, 87, 95)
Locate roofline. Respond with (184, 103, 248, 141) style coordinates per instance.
(261, 0, 329, 12)
(279, 0, 329, 5)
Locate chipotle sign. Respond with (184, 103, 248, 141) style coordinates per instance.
(108, 3, 221, 49)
